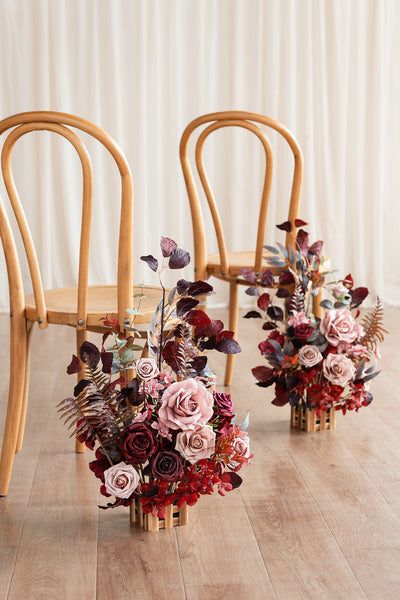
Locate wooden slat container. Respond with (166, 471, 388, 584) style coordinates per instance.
(130, 499, 189, 532)
(291, 405, 336, 432)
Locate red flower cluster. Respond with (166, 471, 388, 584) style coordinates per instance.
(244, 220, 385, 417)
(59, 238, 251, 522)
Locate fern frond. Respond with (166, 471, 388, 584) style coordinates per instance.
(288, 276, 305, 313)
(361, 297, 388, 348)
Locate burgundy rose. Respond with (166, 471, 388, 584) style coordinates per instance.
(118, 421, 158, 464)
(213, 392, 234, 415)
(151, 450, 184, 481)
(293, 323, 314, 340)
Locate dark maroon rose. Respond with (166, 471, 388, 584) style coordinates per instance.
(213, 392, 234, 415)
(293, 323, 314, 340)
(151, 451, 183, 482)
(118, 422, 158, 464)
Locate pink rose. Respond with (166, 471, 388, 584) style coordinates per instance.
(347, 344, 368, 357)
(136, 358, 159, 381)
(158, 379, 214, 431)
(332, 282, 349, 300)
(288, 311, 311, 327)
(298, 345, 323, 367)
(322, 353, 356, 386)
(228, 430, 250, 470)
(104, 462, 139, 499)
(320, 309, 359, 346)
(175, 425, 216, 464)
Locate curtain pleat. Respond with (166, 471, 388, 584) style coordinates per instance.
(0, 0, 399, 310)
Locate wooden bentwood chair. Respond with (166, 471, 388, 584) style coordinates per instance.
(180, 111, 306, 386)
(0, 111, 162, 496)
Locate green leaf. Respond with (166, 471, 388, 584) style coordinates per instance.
(121, 349, 134, 363)
(127, 344, 145, 352)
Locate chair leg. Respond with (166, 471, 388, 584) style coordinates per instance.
(224, 281, 239, 386)
(14, 322, 34, 454)
(312, 287, 323, 319)
(75, 329, 89, 453)
(0, 312, 28, 496)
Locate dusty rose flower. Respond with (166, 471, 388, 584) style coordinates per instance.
(151, 450, 183, 481)
(320, 309, 359, 346)
(347, 344, 368, 357)
(332, 282, 350, 300)
(140, 378, 163, 398)
(157, 379, 214, 431)
(119, 422, 158, 464)
(104, 462, 139, 499)
(298, 345, 323, 367)
(288, 311, 311, 327)
(151, 420, 173, 441)
(228, 430, 250, 470)
(175, 425, 216, 464)
(322, 353, 356, 386)
(136, 358, 159, 381)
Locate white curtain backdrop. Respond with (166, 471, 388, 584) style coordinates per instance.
(0, 0, 399, 312)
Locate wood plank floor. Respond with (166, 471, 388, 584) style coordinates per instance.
(0, 306, 399, 599)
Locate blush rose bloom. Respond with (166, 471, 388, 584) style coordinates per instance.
(136, 358, 159, 381)
(320, 309, 360, 346)
(322, 353, 356, 386)
(157, 379, 214, 431)
(332, 282, 350, 300)
(104, 462, 139, 499)
(228, 430, 250, 470)
(298, 344, 323, 367)
(175, 425, 216, 464)
(288, 311, 311, 327)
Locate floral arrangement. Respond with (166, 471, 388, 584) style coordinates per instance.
(58, 238, 251, 519)
(243, 220, 386, 416)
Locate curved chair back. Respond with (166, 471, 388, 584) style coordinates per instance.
(179, 110, 303, 280)
(0, 111, 133, 329)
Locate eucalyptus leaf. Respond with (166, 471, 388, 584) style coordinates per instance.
(320, 299, 334, 310)
(333, 301, 350, 309)
(126, 308, 145, 316)
(276, 242, 288, 259)
(362, 370, 381, 383)
(240, 409, 250, 431)
(263, 245, 280, 255)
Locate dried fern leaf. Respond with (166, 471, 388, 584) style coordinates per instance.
(288, 275, 305, 313)
(361, 297, 388, 348)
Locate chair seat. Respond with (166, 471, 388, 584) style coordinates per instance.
(207, 250, 280, 279)
(25, 285, 164, 329)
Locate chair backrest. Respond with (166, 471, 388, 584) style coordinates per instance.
(0, 111, 133, 329)
(179, 110, 303, 278)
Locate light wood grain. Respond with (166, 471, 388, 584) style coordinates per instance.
(0, 308, 399, 599)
